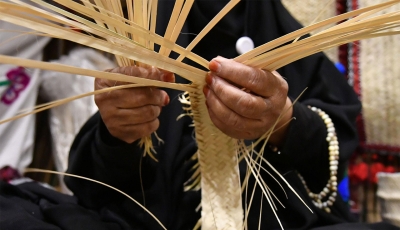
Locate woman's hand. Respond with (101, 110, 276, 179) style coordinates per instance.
(204, 56, 292, 145)
(95, 66, 175, 143)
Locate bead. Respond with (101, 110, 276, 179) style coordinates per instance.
(330, 160, 338, 166)
(330, 165, 338, 171)
(330, 140, 338, 146)
(235, 36, 254, 54)
(300, 106, 339, 213)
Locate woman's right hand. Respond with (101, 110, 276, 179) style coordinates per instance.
(95, 66, 175, 143)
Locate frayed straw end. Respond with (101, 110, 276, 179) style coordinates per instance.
(139, 135, 159, 162)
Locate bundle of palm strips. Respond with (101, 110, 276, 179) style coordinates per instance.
(0, 0, 400, 229)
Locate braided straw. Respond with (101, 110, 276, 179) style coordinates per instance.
(189, 88, 243, 230)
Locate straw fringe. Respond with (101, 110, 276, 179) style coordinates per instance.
(189, 87, 243, 230)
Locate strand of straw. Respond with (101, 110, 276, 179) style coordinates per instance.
(24, 168, 167, 230)
(176, 0, 241, 62)
(0, 55, 195, 92)
(0, 6, 207, 82)
(234, 0, 400, 64)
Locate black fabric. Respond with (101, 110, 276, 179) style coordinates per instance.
(63, 1, 378, 230)
(1, 0, 396, 230)
(1, 182, 397, 230)
(0, 181, 132, 230)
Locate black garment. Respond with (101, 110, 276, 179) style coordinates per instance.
(61, 1, 387, 230)
(2, 181, 398, 230)
(0, 180, 131, 230)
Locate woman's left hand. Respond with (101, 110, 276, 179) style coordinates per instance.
(204, 56, 293, 145)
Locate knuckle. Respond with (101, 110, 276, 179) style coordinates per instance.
(144, 119, 160, 134)
(279, 77, 289, 94)
(225, 113, 242, 129)
(143, 87, 156, 98)
(247, 69, 263, 91)
(144, 105, 161, 119)
(110, 66, 125, 74)
(94, 78, 107, 90)
(237, 95, 257, 116)
(212, 78, 225, 94)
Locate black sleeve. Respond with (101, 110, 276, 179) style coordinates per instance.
(64, 112, 157, 209)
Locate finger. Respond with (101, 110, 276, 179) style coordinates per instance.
(204, 75, 269, 119)
(114, 88, 169, 108)
(207, 102, 265, 140)
(95, 82, 169, 108)
(108, 87, 169, 108)
(105, 66, 175, 86)
(106, 119, 160, 144)
(102, 105, 162, 126)
(209, 56, 283, 98)
(205, 89, 266, 134)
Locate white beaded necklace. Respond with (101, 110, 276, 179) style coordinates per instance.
(297, 106, 339, 213)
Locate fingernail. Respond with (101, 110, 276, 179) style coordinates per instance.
(205, 73, 213, 85)
(162, 72, 175, 82)
(209, 60, 221, 73)
(203, 85, 210, 97)
(164, 95, 170, 106)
